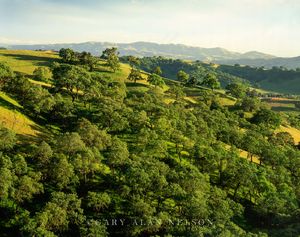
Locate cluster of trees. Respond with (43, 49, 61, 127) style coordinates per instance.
(59, 48, 98, 71)
(127, 56, 165, 88)
(59, 47, 120, 72)
(176, 69, 221, 90)
(0, 49, 300, 237)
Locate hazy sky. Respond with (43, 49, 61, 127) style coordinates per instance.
(1, 0, 300, 56)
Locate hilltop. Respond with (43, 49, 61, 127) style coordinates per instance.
(5, 41, 280, 63)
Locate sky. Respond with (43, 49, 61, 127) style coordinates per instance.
(0, 0, 300, 57)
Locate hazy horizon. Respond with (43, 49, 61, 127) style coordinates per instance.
(0, 40, 281, 57)
(1, 0, 300, 57)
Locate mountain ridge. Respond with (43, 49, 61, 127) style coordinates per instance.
(3, 41, 300, 68)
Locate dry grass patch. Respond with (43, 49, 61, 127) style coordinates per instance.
(277, 125, 300, 144)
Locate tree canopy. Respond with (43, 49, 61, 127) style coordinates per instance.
(0, 49, 299, 237)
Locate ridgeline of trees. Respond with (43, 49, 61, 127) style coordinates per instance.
(0, 49, 299, 237)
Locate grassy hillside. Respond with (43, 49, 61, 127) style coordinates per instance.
(0, 50, 58, 132)
(1, 49, 298, 140)
(0, 92, 39, 136)
(0, 49, 59, 75)
(0, 50, 59, 139)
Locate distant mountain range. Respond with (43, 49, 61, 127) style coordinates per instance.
(4, 41, 300, 69)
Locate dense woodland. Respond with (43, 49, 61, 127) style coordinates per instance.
(0, 48, 300, 237)
(121, 56, 245, 88)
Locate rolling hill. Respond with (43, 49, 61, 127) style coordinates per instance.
(1, 49, 300, 140)
(5, 41, 276, 62)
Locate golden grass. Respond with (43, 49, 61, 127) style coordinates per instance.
(184, 96, 197, 104)
(0, 91, 39, 136)
(218, 97, 236, 106)
(277, 125, 300, 144)
(239, 149, 260, 164)
(29, 79, 52, 88)
(0, 107, 39, 136)
(163, 98, 175, 104)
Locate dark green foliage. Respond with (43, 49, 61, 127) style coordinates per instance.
(0, 125, 16, 150)
(0, 62, 14, 90)
(77, 118, 112, 150)
(218, 64, 300, 94)
(127, 55, 141, 68)
(24, 85, 55, 115)
(252, 108, 282, 129)
(79, 51, 98, 71)
(269, 132, 294, 146)
(59, 48, 98, 71)
(4, 74, 32, 105)
(1, 52, 299, 237)
(295, 101, 300, 110)
(237, 97, 261, 112)
(50, 93, 74, 122)
(52, 63, 91, 101)
(201, 72, 220, 90)
(59, 48, 78, 63)
(226, 82, 247, 98)
(147, 73, 165, 88)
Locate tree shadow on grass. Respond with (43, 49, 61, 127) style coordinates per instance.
(125, 82, 148, 88)
(17, 133, 41, 145)
(16, 123, 53, 145)
(0, 94, 53, 144)
(93, 63, 113, 73)
(0, 94, 22, 112)
(264, 99, 300, 105)
(271, 106, 298, 112)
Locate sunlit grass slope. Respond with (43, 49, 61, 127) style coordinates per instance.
(0, 49, 59, 75)
(0, 92, 39, 136)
